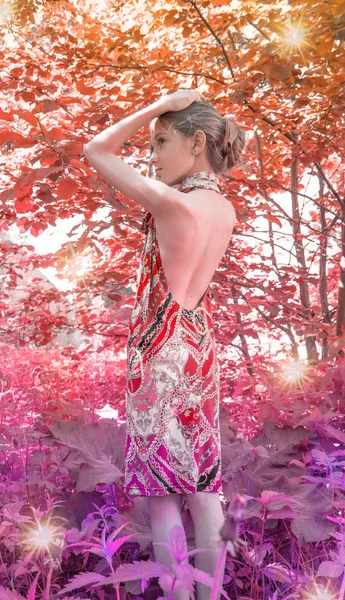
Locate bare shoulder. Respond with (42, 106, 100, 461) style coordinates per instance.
(155, 188, 235, 243)
(187, 189, 236, 229)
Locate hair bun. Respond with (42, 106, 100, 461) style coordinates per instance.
(223, 117, 239, 150)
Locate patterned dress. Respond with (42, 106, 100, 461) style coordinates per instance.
(124, 171, 224, 497)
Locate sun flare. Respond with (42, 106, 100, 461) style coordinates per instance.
(25, 522, 57, 551)
(19, 509, 65, 558)
(283, 360, 305, 381)
(302, 582, 337, 600)
(278, 19, 313, 57)
(279, 358, 314, 391)
(285, 25, 305, 47)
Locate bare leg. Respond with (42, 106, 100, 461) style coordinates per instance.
(185, 492, 226, 600)
(148, 493, 190, 600)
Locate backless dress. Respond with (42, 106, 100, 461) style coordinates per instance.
(124, 171, 223, 497)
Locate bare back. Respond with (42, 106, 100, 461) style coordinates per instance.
(154, 190, 236, 311)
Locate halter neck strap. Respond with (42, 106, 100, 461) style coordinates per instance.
(176, 170, 221, 193)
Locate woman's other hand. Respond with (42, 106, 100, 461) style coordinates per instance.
(157, 89, 207, 113)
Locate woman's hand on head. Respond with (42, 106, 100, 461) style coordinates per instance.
(157, 89, 207, 113)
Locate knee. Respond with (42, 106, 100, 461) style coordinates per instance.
(148, 494, 182, 521)
(186, 492, 225, 538)
(187, 491, 224, 516)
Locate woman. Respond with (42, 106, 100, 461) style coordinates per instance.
(84, 90, 246, 600)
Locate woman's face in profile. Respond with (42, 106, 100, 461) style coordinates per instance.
(148, 119, 196, 188)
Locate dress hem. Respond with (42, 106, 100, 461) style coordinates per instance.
(125, 486, 223, 497)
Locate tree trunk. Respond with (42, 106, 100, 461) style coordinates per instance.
(291, 149, 318, 362)
(232, 285, 253, 376)
(336, 203, 345, 338)
(318, 176, 330, 358)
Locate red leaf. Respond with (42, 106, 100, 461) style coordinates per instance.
(39, 122, 65, 141)
(263, 213, 283, 226)
(228, 304, 252, 315)
(20, 111, 39, 127)
(15, 197, 35, 213)
(56, 178, 78, 199)
(0, 130, 34, 147)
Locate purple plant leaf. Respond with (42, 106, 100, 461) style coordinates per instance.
(154, 541, 207, 561)
(266, 509, 306, 519)
(56, 572, 106, 595)
(68, 541, 101, 548)
(184, 547, 211, 559)
(316, 561, 344, 578)
(322, 423, 345, 444)
(222, 420, 335, 543)
(0, 587, 25, 600)
(311, 448, 333, 466)
(191, 567, 231, 600)
(259, 490, 303, 506)
(291, 507, 335, 543)
(168, 524, 187, 563)
(76, 460, 122, 492)
(101, 560, 170, 585)
(46, 420, 123, 492)
(27, 572, 40, 600)
(67, 543, 104, 557)
(159, 573, 184, 593)
(105, 534, 135, 559)
(264, 563, 295, 584)
(154, 525, 198, 563)
(327, 515, 345, 525)
(120, 498, 152, 552)
(248, 543, 273, 567)
(173, 563, 196, 600)
(106, 520, 132, 543)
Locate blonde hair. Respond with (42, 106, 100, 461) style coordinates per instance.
(154, 101, 246, 175)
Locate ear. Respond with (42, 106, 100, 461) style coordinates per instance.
(193, 130, 207, 152)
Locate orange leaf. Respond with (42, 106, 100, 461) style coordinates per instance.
(75, 80, 98, 95)
(264, 62, 291, 81)
(0, 109, 14, 122)
(238, 47, 257, 67)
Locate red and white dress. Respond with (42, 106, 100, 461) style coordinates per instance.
(124, 171, 223, 497)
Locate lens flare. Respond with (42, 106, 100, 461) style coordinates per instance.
(285, 26, 305, 47)
(275, 19, 313, 57)
(25, 522, 57, 551)
(19, 507, 66, 561)
(283, 360, 305, 381)
(302, 582, 337, 600)
(0, 1, 11, 23)
(279, 358, 314, 392)
(69, 254, 93, 277)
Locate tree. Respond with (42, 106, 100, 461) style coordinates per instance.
(1, 0, 345, 414)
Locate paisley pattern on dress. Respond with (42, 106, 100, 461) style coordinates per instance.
(124, 171, 224, 497)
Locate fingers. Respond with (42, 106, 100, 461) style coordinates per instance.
(195, 91, 207, 101)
